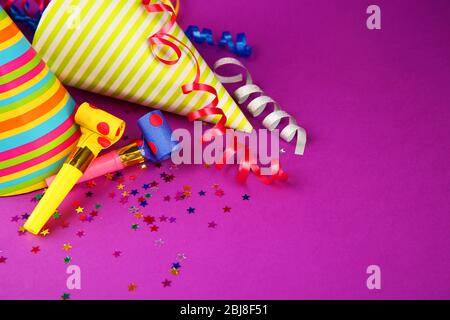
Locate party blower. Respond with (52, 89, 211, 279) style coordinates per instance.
(44, 111, 179, 186)
(24, 103, 125, 235)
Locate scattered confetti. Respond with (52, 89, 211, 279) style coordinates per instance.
(0, 256, 7, 264)
(187, 207, 195, 214)
(62, 243, 72, 251)
(242, 194, 250, 201)
(64, 256, 71, 264)
(31, 246, 40, 254)
(61, 293, 71, 300)
(75, 206, 84, 214)
(128, 283, 138, 292)
(162, 279, 172, 287)
(208, 221, 218, 229)
(154, 239, 165, 247)
(76, 230, 85, 238)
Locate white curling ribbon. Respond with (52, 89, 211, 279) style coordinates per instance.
(214, 57, 307, 155)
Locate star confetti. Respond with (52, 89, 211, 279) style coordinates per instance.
(223, 206, 232, 213)
(150, 225, 159, 232)
(86, 180, 97, 188)
(75, 206, 84, 214)
(155, 239, 165, 247)
(62, 243, 72, 251)
(144, 216, 155, 225)
(40, 229, 50, 237)
(76, 230, 85, 238)
(198, 190, 206, 196)
(117, 183, 125, 190)
(242, 194, 250, 201)
(64, 256, 72, 264)
(128, 283, 137, 292)
(0, 256, 7, 264)
(113, 251, 122, 258)
(61, 293, 71, 300)
(131, 223, 140, 231)
(187, 207, 195, 214)
(208, 221, 218, 229)
(31, 246, 40, 254)
(162, 279, 172, 287)
(176, 253, 187, 262)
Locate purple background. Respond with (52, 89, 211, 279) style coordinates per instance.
(1, 0, 450, 299)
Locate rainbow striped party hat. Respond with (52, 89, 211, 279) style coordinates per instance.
(32, 0, 253, 133)
(0, 6, 79, 196)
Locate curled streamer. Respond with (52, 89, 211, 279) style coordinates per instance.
(214, 57, 307, 155)
(142, 1, 286, 183)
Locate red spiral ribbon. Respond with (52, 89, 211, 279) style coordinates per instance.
(142, 0, 287, 184)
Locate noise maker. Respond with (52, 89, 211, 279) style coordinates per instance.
(44, 140, 145, 186)
(45, 110, 178, 185)
(24, 103, 125, 235)
(32, 0, 253, 133)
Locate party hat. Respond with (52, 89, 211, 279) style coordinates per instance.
(0, 6, 79, 196)
(33, 0, 253, 133)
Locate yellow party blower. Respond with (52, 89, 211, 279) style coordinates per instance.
(24, 103, 125, 235)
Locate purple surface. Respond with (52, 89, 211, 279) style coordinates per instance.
(1, 0, 450, 299)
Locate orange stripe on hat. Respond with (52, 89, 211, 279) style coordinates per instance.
(0, 22, 19, 43)
(0, 84, 67, 132)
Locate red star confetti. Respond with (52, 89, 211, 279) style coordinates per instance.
(150, 225, 159, 232)
(223, 206, 232, 213)
(71, 200, 80, 208)
(86, 180, 97, 188)
(31, 246, 40, 254)
(0, 256, 7, 264)
(144, 216, 156, 225)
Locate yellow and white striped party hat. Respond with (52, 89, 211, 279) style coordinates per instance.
(33, 0, 253, 133)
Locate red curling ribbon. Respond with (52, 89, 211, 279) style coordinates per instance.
(142, 0, 287, 184)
